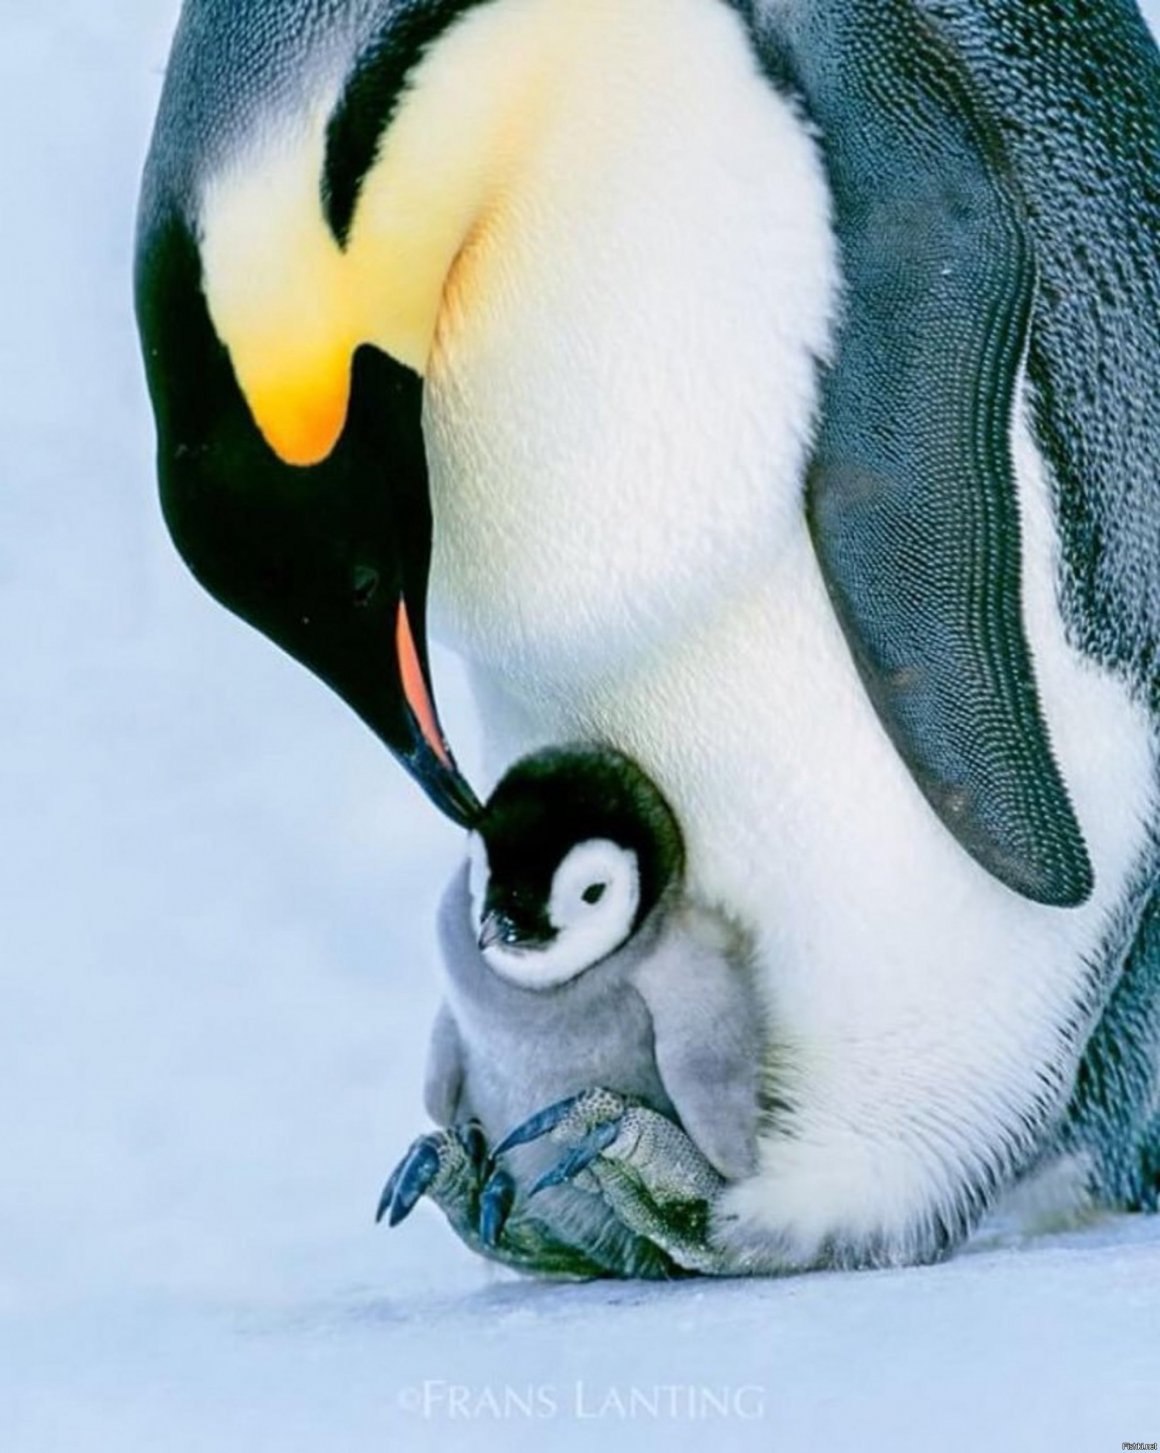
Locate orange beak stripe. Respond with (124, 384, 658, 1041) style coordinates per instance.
(396, 598, 453, 769)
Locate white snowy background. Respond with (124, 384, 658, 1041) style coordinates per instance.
(2, 4, 1159, 1449)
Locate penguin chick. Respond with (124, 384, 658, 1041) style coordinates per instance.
(427, 745, 766, 1193)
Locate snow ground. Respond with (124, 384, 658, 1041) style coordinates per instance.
(1, 5, 1158, 1450)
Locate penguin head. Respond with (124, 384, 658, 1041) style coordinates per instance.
(468, 746, 686, 989)
(134, 0, 547, 825)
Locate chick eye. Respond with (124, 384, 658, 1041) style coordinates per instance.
(582, 882, 607, 906)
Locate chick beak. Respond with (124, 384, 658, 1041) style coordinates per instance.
(478, 910, 552, 955)
(478, 911, 508, 953)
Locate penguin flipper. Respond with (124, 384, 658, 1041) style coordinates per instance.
(770, 0, 1093, 906)
(633, 926, 763, 1182)
(922, 0, 1160, 712)
(423, 1002, 466, 1126)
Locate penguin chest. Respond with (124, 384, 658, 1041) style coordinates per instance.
(423, 0, 838, 689)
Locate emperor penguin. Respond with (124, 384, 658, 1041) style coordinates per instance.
(381, 744, 764, 1276)
(136, 0, 1160, 1270)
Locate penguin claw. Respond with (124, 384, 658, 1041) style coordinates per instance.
(375, 1152, 408, 1225)
(495, 1088, 630, 1157)
(460, 1119, 489, 1170)
(492, 1094, 589, 1156)
(479, 1167, 517, 1248)
(378, 1136, 443, 1227)
(529, 1121, 621, 1196)
(376, 1123, 487, 1228)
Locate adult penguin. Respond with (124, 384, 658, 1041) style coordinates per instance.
(136, 0, 1160, 1270)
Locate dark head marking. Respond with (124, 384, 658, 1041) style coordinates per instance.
(323, 0, 496, 246)
(478, 744, 686, 938)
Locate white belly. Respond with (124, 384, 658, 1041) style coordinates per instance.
(423, 0, 1157, 1261)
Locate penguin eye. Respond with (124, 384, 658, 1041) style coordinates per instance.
(351, 565, 380, 608)
(582, 882, 607, 906)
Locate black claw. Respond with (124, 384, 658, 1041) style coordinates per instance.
(529, 1121, 620, 1197)
(387, 1139, 443, 1227)
(375, 1154, 409, 1225)
(493, 1094, 588, 1158)
(479, 1168, 517, 1249)
(459, 1120, 489, 1170)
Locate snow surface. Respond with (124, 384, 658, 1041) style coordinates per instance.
(1, 5, 1159, 1450)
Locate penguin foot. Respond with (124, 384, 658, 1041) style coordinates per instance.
(376, 1121, 622, 1280)
(376, 1122, 489, 1228)
(496, 1089, 737, 1275)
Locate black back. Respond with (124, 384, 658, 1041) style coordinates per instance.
(916, 0, 1160, 702)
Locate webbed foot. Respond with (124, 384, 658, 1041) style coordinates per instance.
(496, 1089, 737, 1275)
(377, 1121, 628, 1279)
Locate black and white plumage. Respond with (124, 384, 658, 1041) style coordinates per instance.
(138, 0, 1160, 1271)
(386, 747, 764, 1275)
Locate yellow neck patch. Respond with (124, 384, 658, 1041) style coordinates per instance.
(198, 0, 579, 467)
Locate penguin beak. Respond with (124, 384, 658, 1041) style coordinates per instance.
(135, 208, 481, 827)
(478, 910, 554, 955)
(478, 911, 511, 953)
(393, 598, 480, 824)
